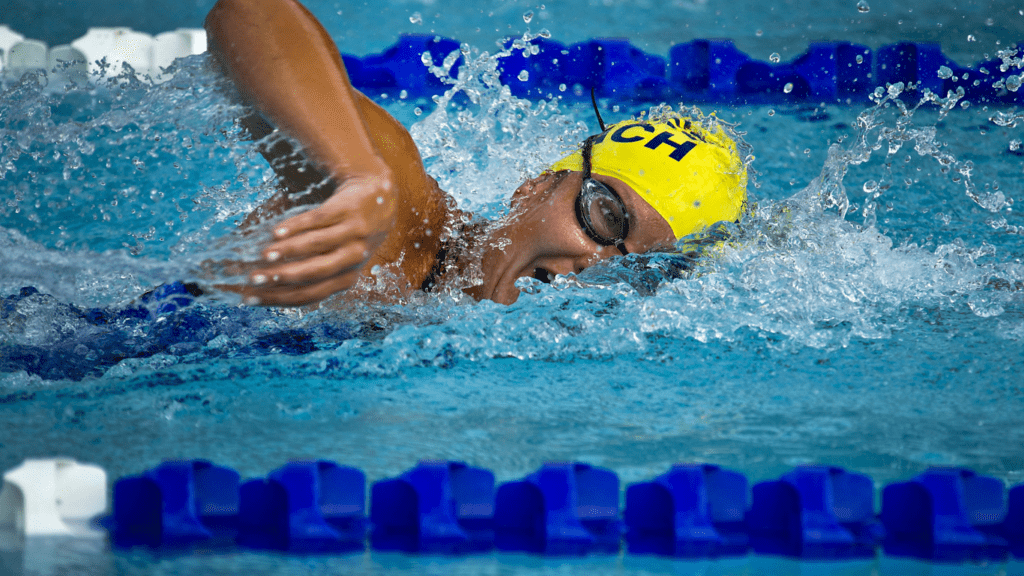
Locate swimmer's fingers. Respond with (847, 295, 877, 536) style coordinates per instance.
(238, 271, 363, 307)
(262, 218, 375, 263)
(249, 237, 379, 292)
(271, 174, 396, 241)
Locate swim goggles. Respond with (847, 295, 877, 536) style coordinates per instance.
(575, 133, 630, 256)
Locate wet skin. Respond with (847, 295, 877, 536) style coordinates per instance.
(467, 170, 677, 305)
(206, 0, 676, 306)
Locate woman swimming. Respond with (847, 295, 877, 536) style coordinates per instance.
(204, 0, 748, 306)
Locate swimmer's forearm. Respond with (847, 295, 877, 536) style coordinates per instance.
(204, 0, 385, 180)
(205, 0, 455, 305)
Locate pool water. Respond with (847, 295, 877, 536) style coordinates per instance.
(2, 0, 1024, 574)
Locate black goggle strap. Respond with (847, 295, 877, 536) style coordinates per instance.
(590, 88, 607, 132)
(581, 134, 595, 178)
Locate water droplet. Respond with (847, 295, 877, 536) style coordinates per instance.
(767, 109, 775, 116)
(967, 34, 977, 42)
(769, 53, 781, 63)
(558, 83, 567, 92)
(755, 29, 763, 37)
(409, 12, 422, 24)
(863, 180, 879, 193)
(960, 100, 971, 109)
(1006, 74, 1023, 92)
(421, 52, 433, 66)
(937, 65, 953, 79)
(523, 10, 534, 23)
(1010, 139, 1021, 151)
(783, 82, 794, 93)
(856, 0, 870, 12)
(856, 54, 864, 64)
(376, 196, 384, 204)
(399, 89, 408, 99)
(517, 70, 530, 82)
(985, 17, 994, 26)
(414, 107, 423, 116)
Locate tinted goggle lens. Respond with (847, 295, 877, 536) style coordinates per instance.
(576, 179, 630, 250)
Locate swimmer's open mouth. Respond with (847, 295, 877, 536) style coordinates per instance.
(533, 267, 553, 284)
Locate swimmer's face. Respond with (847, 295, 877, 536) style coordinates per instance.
(467, 170, 676, 305)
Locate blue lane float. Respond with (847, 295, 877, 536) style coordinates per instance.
(624, 463, 748, 557)
(370, 460, 494, 553)
(494, 462, 623, 554)
(334, 33, 1024, 105)
(342, 35, 462, 93)
(109, 459, 239, 547)
(747, 466, 883, 559)
(238, 461, 366, 552)
(1008, 485, 1024, 558)
(97, 460, 1024, 564)
(881, 467, 1010, 562)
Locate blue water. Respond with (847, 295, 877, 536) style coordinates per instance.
(2, 0, 1024, 574)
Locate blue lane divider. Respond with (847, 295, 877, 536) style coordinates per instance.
(343, 35, 462, 92)
(104, 460, 1024, 563)
(238, 461, 366, 552)
(747, 466, 882, 559)
(109, 460, 239, 547)
(881, 467, 1010, 562)
(494, 462, 623, 554)
(370, 460, 494, 553)
(1009, 485, 1024, 558)
(336, 33, 1023, 105)
(624, 463, 748, 557)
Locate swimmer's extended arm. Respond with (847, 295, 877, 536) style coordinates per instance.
(205, 0, 450, 305)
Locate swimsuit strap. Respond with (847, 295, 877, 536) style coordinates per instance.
(420, 243, 450, 292)
(420, 222, 466, 292)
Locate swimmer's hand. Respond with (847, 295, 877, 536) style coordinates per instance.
(240, 165, 397, 306)
(207, 0, 449, 306)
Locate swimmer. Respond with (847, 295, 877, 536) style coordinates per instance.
(204, 0, 747, 306)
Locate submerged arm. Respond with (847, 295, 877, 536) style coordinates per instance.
(205, 0, 449, 305)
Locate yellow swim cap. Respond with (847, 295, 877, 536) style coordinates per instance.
(549, 116, 747, 240)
